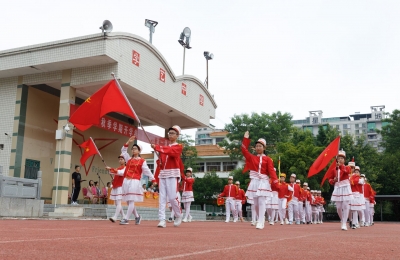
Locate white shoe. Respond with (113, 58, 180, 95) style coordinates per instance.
(285, 218, 289, 225)
(182, 218, 188, 223)
(250, 221, 255, 226)
(109, 217, 116, 223)
(233, 219, 237, 223)
(341, 223, 348, 231)
(157, 220, 166, 228)
(269, 221, 274, 225)
(280, 221, 284, 225)
(365, 223, 370, 227)
(256, 222, 264, 229)
(225, 220, 230, 223)
(174, 215, 183, 227)
(188, 216, 193, 222)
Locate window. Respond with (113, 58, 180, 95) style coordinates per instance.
(303, 126, 313, 132)
(216, 138, 224, 143)
(367, 122, 376, 133)
(362, 123, 367, 128)
(24, 159, 40, 179)
(223, 162, 237, 171)
(196, 163, 205, 172)
(355, 124, 359, 129)
(343, 130, 349, 135)
(206, 162, 220, 172)
(355, 130, 359, 134)
(198, 134, 206, 139)
(203, 128, 207, 130)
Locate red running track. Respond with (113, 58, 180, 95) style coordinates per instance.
(1, 219, 400, 260)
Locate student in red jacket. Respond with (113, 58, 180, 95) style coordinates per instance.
(277, 173, 293, 225)
(219, 176, 238, 223)
(234, 181, 246, 222)
(241, 131, 277, 230)
(106, 154, 126, 223)
(151, 125, 184, 228)
(327, 150, 353, 230)
(181, 167, 195, 223)
(349, 166, 364, 229)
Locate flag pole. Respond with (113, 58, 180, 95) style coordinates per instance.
(90, 137, 113, 181)
(111, 73, 161, 160)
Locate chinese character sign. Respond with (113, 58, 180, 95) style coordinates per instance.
(199, 94, 204, 106)
(159, 68, 166, 82)
(181, 83, 187, 96)
(132, 50, 140, 66)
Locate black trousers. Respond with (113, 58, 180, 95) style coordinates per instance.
(71, 186, 80, 202)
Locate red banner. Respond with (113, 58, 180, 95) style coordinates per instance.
(181, 83, 187, 96)
(132, 50, 140, 66)
(159, 68, 166, 82)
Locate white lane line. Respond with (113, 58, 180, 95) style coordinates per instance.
(150, 231, 341, 260)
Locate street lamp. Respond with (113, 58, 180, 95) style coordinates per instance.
(178, 27, 192, 75)
(145, 19, 158, 44)
(204, 51, 214, 89)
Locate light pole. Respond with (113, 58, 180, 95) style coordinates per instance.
(178, 27, 192, 75)
(204, 51, 214, 89)
(145, 19, 158, 44)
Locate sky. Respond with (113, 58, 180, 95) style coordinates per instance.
(2, 0, 400, 150)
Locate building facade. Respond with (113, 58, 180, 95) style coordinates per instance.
(195, 127, 228, 145)
(292, 106, 388, 152)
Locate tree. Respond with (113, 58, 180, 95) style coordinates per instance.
(193, 172, 224, 205)
(178, 134, 199, 172)
(379, 109, 400, 153)
(219, 111, 294, 159)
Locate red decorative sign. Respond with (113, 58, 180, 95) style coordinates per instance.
(181, 83, 187, 96)
(132, 50, 140, 66)
(159, 68, 166, 82)
(199, 94, 204, 106)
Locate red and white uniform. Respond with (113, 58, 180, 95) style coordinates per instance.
(288, 182, 301, 223)
(349, 174, 364, 211)
(234, 188, 246, 221)
(219, 184, 238, 222)
(328, 165, 353, 202)
(109, 165, 125, 200)
(277, 182, 292, 222)
(181, 176, 195, 203)
(363, 183, 373, 225)
(241, 137, 277, 199)
(153, 143, 183, 221)
(121, 144, 154, 202)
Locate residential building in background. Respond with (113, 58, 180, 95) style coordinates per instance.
(195, 127, 229, 145)
(292, 105, 388, 152)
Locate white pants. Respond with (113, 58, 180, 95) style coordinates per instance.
(254, 196, 266, 224)
(305, 201, 311, 222)
(364, 200, 371, 224)
(225, 198, 236, 222)
(158, 177, 181, 221)
(234, 200, 242, 220)
(335, 200, 350, 224)
(278, 198, 287, 222)
(298, 201, 305, 222)
(288, 199, 299, 222)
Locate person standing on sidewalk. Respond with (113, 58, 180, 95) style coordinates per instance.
(71, 165, 82, 205)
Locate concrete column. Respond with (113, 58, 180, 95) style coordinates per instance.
(9, 76, 28, 177)
(52, 70, 75, 205)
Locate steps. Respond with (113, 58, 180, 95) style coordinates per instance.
(48, 206, 84, 218)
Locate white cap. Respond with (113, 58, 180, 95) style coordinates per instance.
(348, 162, 355, 167)
(256, 138, 266, 147)
(338, 150, 346, 158)
(303, 182, 308, 186)
(290, 173, 296, 178)
(186, 167, 193, 172)
(235, 181, 240, 185)
(228, 176, 233, 180)
(296, 179, 300, 183)
(307, 187, 310, 190)
(169, 125, 181, 135)
(355, 166, 360, 171)
(317, 190, 321, 193)
(360, 174, 365, 177)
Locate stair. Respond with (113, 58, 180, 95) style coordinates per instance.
(48, 206, 84, 218)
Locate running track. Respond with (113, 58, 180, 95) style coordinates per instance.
(1, 219, 399, 259)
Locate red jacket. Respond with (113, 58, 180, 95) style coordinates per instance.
(241, 138, 278, 182)
(219, 184, 238, 198)
(236, 189, 246, 204)
(350, 174, 360, 192)
(109, 165, 125, 188)
(182, 177, 194, 192)
(153, 143, 183, 180)
(328, 164, 350, 185)
(277, 182, 291, 199)
(288, 183, 301, 200)
(364, 183, 372, 198)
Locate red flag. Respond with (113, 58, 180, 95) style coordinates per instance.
(69, 79, 139, 131)
(308, 136, 340, 177)
(79, 138, 100, 167)
(320, 160, 336, 187)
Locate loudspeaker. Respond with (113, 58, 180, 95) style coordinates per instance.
(100, 20, 113, 33)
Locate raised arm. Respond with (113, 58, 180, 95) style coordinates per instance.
(153, 144, 183, 157)
(241, 131, 253, 161)
(122, 136, 136, 162)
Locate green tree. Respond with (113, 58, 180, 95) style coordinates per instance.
(379, 109, 400, 153)
(193, 172, 224, 205)
(178, 134, 199, 172)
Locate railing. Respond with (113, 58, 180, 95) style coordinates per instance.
(0, 171, 42, 199)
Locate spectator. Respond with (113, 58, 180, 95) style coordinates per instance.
(87, 180, 98, 204)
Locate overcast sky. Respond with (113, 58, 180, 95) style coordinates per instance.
(2, 0, 400, 149)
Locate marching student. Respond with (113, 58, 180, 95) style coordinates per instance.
(288, 174, 301, 225)
(151, 125, 184, 228)
(241, 131, 277, 230)
(167, 191, 181, 223)
(120, 136, 155, 225)
(306, 186, 312, 224)
(234, 181, 246, 222)
(277, 173, 292, 225)
(327, 150, 353, 230)
(181, 167, 195, 223)
(297, 180, 306, 224)
(219, 176, 238, 223)
(267, 178, 280, 225)
(106, 154, 126, 222)
(363, 177, 372, 227)
(311, 190, 319, 224)
(316, 190, 326, 224)
(349, 166, 364, 229)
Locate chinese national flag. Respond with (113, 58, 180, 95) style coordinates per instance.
(308, 136, 340, 177)
(69, 80, 139, 131)
(79, 138, 100, 167)
(320, 160, 336, 187)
